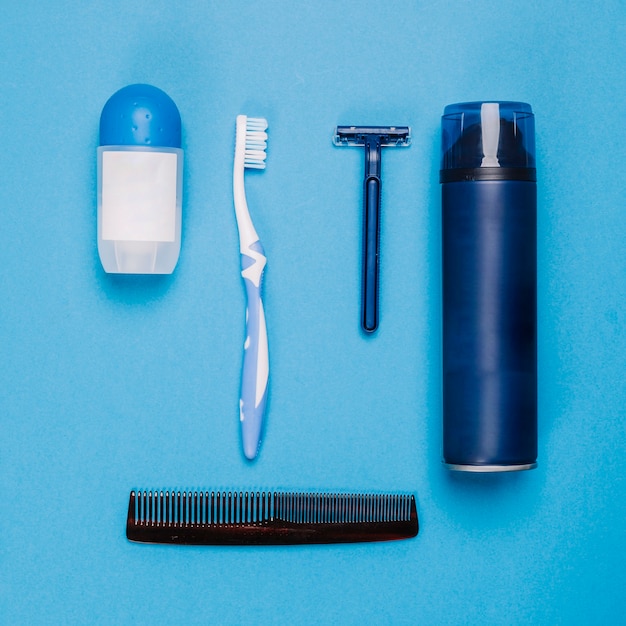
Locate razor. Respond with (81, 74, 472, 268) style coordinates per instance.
(334, 125, 411, 333)
(126, 489, 418, 545)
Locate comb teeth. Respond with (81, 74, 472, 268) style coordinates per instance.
(127, 490, 418, 545)
(129, 491, 274, 526)
(273, 492, 414, 524)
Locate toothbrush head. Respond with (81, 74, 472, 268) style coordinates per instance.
(237, 115, 268, 170)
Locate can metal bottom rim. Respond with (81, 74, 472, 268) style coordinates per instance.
(445, 462, 537, 473)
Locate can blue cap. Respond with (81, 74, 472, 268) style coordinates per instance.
(441, 101, 535, 171)
(99, 84, 181, 148)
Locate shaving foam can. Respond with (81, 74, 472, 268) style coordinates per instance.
(440, 101, 537, 472)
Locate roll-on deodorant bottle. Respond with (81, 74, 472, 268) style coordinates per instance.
(440, 101, 537, 472)
(97, 84, 183, 274)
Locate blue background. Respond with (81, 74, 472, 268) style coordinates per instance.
(1, 1, 625, 624)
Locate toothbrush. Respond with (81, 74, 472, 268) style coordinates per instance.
(233, 115, 269, 460)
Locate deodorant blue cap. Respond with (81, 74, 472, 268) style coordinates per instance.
(441, 101, 535, 172)
(99, 84, 181, 148)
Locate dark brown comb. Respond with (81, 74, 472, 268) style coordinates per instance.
(126, 490, 418, 545)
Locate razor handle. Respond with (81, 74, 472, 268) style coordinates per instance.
(362, 137, 382, 333)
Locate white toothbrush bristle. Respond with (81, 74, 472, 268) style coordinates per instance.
(246, 117, 268, 131)
(244, 116, 268, 169)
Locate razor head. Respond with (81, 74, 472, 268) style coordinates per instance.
(334, 126, 411, 147)
(126, 490, 418, 545)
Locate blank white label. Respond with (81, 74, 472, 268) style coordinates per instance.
(102, 151, 177, 242)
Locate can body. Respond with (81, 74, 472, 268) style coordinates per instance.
(442, 180, 537, 470)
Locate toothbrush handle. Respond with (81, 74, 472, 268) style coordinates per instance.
(240, 245, 269, 460)
(362, 175, 380, 332)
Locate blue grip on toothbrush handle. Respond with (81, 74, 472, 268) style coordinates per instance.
(240, 273, 268, 460)
(362, 175, 380, 332)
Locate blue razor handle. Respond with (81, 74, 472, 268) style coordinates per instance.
(440, 102, 537, 472)
(363, 136, 382, 332)
(240, 241, 269, 461)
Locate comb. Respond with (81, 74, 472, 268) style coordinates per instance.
(126, 490, 418, 545)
